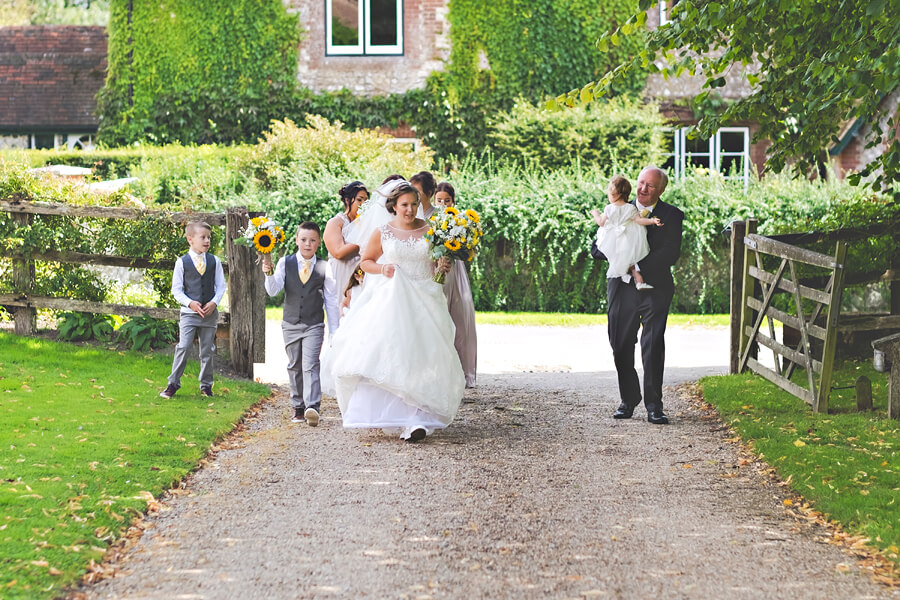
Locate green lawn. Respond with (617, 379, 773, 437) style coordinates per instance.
(265, 306, 728, 328)
(0, 333, 270, 599)
(700, 361, 899, 564)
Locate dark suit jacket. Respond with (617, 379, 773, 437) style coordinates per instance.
(590, 199, 684, 293)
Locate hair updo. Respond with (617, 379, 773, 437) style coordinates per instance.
(384, 182, 421, 215)
(338, 180, 368, 212)
(409, 171, 436, 199)
(435, 181, 455, 201)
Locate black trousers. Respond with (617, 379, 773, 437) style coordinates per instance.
(606, 277, 673, 413)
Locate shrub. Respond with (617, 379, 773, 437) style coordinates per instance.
(488, 98, 665, 171)
(116, 314, 177, 351)
(243, 117, 434, 188)
(57, 311, 115, 342)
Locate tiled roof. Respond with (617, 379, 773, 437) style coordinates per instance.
(0, 26, 107, 131)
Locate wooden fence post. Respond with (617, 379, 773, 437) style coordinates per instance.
(738, 218, 758, 371)
(815, 241, 848, 414)
(729, 220, 746, 374)
(225, 207, 266, 379)
(12, 213, 35, 335)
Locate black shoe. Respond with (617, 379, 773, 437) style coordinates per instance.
(159, 384, 179, 399)
(200, 385, 213, 398)
(613, 403, 634, 419)
(406, 428, 427, 443)
(647, 410, 669, 425)
(291, 408, 305, 423)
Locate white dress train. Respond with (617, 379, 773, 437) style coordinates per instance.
(322, 223, 465, 436)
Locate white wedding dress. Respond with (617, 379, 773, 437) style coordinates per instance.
(323, 223, 465, 437)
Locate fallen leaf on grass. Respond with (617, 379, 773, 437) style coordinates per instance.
(31, 560, 49, 567)
(793, 439, 806, 447)
(49, 567, 62, 576)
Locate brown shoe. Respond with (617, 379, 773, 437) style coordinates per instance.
(291, 408, 305, 423)
(159, 384, 179, 399)
(200, 385, 213, 398)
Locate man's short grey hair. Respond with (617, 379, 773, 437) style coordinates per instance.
(642, 166, 669, 193)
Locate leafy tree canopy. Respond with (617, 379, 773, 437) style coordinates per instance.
(548, 0, 900, 196)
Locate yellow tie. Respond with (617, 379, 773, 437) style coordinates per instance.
(640, 209, 650, 218)
(300, 260, 311, 284)
(194, 255, 206, 275)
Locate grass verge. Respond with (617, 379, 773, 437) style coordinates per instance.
(699, 361, 899, 565)
(0, 332, 270, 599)
(264, 307, 728, 328)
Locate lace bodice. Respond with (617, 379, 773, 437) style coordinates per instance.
(381, 224, 433, 281)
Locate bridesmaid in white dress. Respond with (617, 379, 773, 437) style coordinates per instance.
(323, 182, 463, 442)
(434, 182, 478, 388)
(323, 181, 367, 328)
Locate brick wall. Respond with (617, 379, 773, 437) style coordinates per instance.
(287, 0, 449, 95)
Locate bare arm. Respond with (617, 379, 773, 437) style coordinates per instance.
(635, 216, 662, 227)
(323, 217, 360, 259)
(361, 229, 394, 277)
(590, 208, 607, 226)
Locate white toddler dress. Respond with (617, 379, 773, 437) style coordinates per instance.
(596, 203, 650, 280)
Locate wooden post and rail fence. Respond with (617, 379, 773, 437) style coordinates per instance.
(0, 199, 266, 379)
(728, 218, 900, 418)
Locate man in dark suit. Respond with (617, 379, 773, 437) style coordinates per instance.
(590, 166, 684, 424)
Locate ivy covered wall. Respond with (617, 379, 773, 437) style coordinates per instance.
(98, 0, 301, 145)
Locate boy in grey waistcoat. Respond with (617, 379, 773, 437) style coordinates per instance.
(263, 222, 339, 425)
(160, 221, 226, 399)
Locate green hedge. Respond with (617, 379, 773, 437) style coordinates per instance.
(5, 130, 897, 314)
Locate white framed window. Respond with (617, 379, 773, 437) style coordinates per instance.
(663, 126, 750, 185)
(658, 0, 680, 25)
(326, 0, 403, 56)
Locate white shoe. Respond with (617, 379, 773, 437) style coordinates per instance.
(304, 407, 319, 427)
(635, 282, 654, 290)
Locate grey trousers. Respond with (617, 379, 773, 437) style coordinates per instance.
(168, 311, 218, 388)
(282, 321, 325, 410)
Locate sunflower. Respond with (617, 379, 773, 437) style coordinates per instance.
(253, 230, 276, 253)
(444, 239, 461, 251)
(465, 209, 479, 223)
(444, 206, 459, 216)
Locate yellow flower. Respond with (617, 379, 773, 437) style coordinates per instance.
(444, 206, 459, 216)
(427, 228, 434, 236)
(444, 239, 461, 251)
(456, 217, 466, 226)
(465, 209, 479, 223)
(253, 230, 276, 253)
(467, 254, 474, 262)
(441, 221, 449, 230)
(251, 217, 264, 227)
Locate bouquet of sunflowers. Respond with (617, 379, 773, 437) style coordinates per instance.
(424, 206, 482, 284)
(235, 216, 285, 269)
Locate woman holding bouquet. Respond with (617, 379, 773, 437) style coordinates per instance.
(434, 182, 477, 388)
(324, 181, 368, 326)
(322, 182, 464, 442)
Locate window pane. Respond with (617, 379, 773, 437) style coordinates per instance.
(331, 0, 359, 46)
(720, 155, 744, 176)
(684, 135, 711, 154)
(687, 155, 711, 169)
(719, 131, 746, 153)
(33, 134, 55, 149)
(370, 0, 398, 46)
(661, 155, 676, 171)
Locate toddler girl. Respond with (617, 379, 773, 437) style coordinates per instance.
(591, 175, 662, 289)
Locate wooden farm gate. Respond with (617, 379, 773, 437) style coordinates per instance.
(0, 200, 266, 379)
(732, 219, 848, 413)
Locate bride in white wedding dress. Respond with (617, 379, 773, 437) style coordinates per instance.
(323, 182, 465, 442)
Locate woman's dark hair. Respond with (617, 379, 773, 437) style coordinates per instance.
(435, 182, 456, 201)
(409, 171, 436, 199)
(338, 180, 368, 212)
(381, 174, 405, 184)
(384, 182, 421, 215)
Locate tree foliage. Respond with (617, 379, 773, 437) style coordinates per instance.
(550, 0, 900, 196)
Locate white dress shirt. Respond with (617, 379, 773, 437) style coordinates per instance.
(171, 249, 227, 315)
(264, 254, 340, 333)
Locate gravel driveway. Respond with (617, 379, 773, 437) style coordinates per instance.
(80, 324, 898, 599)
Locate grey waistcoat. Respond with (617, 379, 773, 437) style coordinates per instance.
(182, 253, 216, 305)
(283, 254, 326, 325)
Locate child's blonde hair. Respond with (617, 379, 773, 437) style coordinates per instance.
(185, 221, 212, 237)
(607, 175, 632, 201)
